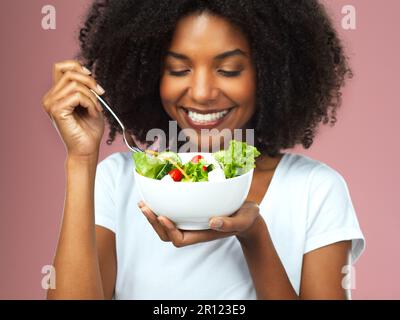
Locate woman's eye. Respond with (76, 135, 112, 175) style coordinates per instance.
(218, 70, 242, 77)
(167, 69, 242, 77)
(168, 70, 190, 77)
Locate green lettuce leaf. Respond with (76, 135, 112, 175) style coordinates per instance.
(157, 151, 182, 165)
(133, 152, 166, 179)
(132, 141, 259, 181)
(213, 140, 260, 178)
(181, 159, 209, 182)
(132, 150, 182, 180)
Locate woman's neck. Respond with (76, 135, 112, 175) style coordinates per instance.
(255, 153, 284, 172)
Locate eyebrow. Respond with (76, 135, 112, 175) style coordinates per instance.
(166, 49, 247, 61)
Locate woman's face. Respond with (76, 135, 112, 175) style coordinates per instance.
(160, 12, 256, 150)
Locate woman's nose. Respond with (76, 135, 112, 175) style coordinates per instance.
(188, 70, 219, 104)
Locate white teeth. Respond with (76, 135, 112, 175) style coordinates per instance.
(187, 110, 229, 123)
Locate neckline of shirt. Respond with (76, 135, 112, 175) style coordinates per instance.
(258, 152, 290, 210)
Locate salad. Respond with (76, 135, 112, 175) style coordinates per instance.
(132, 140, 260, 182)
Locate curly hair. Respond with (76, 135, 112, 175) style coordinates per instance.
(77, 0, 352, 157)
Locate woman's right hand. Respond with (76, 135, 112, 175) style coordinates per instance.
(42, 60, 106, 158)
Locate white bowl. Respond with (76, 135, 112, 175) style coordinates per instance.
(134, 152, 254, 230)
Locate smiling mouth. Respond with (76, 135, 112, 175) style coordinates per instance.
(179, 106, 235, 127)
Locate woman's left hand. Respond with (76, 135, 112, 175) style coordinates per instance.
(138, 201, 262, 247)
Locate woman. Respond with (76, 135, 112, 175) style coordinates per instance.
(42, 0, 364, 299)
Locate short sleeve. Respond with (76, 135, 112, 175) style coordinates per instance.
(304, 164, 365, 264)
(94, 156, 117, 233)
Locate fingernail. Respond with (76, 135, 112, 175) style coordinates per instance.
(210, 219, 223, 230)
(97, 84, 105, 95)
(141, 208, 150, 219)
(82, 66, 92, 75)
(137, 201, 143, 208)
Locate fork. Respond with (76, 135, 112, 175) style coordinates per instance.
(90, 89, 143, 153)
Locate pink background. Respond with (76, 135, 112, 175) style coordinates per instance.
(0, 0, 399, 299)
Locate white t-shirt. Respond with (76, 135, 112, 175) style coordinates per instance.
(94, 152, 365, 299)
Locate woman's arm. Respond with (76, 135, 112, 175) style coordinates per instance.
(238, 217, 351, 300)
(96, 225, 117, 299)
(47, 155, 105, 299)
(48, 155, 117, 299)
(299, 240, 351, 299)
(237, 217, 298, 299)
(43, 60, 117, 299)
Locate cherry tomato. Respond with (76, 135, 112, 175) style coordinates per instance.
(202, 165, 207, 171)
(168, 168, 183, 181)
(191, 155, 204, 163)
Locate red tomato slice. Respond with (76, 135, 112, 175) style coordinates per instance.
(168, 168, 183, 181)
(191, 155, 204, 163)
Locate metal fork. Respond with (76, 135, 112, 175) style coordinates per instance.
(90, 89, 143, 153)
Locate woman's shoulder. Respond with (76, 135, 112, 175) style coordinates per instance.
(281, 152, 348, 188)
(282, 153, 348, 198)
